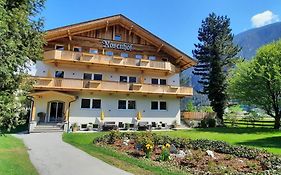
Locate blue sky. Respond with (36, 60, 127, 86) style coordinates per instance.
(42, 0, 281, 55)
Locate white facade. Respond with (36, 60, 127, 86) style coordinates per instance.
(33, 61, 181, 127)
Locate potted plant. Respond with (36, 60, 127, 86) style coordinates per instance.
(37, 112, 46, 123)
(72, 123, 79, 132)
(87, 123, 93, 131)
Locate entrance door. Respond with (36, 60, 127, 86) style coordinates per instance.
(49, 101, 64, 122)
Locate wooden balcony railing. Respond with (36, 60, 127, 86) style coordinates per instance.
(43, 50, 177, 72)
(32, 77, 193, 97)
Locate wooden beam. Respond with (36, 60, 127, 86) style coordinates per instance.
(157, 44, 164, 52)
(129, 25, 133, 36)
(105, 21, 109, 32)
(176, 56, 183, 64)
(67, 30, 72, 41)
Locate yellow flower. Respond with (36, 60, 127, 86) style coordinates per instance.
(165, 143, 170, 148)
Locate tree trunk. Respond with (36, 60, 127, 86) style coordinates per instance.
(274, 115, 280, 129)
(216, 110, 224, 125)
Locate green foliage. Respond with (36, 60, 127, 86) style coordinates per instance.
(224, 105, 243, 127)
(186, 100, 196, 112)
(0, 0, 45, 133)
(159, 144, 171, 161)
(193, 13, 240, 122)
(199, 106, 214, 113)
(200, 117, 216, 128)
(228, 39, 281, 129)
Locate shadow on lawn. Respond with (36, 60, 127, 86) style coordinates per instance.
(237, 136, 281, 149)
(193, 127, 281, 134)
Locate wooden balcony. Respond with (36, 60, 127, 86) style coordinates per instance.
(43, 50, 177, 73)
(32, 77, 193, 97)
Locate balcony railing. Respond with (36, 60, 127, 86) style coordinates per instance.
(43, 50, 177, 72)
(32, 77, 193, 97)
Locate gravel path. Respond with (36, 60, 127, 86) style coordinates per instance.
(15, 133, 132, 175)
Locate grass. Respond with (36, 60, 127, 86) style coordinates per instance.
(63, 127, 281, 175)
(159, 127, 281, 154)
(0, 135, 38, 175)
(63, 132, 186, 175)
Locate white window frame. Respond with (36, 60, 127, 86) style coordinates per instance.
(54, 70, 64, 78)
(117, 99, 136, 110)
(55, 44, 64, 50)
(89, 48, 98, 54)
(81, 98, 91, 109)
(92, 98, 102, 110)
(151, 101, 167, 111)
(83, 72, 92, 80)
(73, 46, 82, 52)
(117, 99, 127, 110)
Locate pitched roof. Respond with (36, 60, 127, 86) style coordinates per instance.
(45, 14, 196, 70)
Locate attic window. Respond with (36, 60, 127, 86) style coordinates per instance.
(55, 45, 64, 50)
(73, 46, 82, 52)
(114, 35, 121, 41)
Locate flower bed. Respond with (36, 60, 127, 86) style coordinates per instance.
(94, 131, 281, 175)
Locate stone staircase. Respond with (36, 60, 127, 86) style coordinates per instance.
(32, 123, 64, 133)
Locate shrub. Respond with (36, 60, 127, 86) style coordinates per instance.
(208, 118, 216, 128)
(200, 119, 208, 128)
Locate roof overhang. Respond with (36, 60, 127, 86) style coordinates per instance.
(44, 14, 197, 71)
(30, 91, 77, 101)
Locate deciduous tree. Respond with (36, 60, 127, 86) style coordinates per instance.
(228, 40, 281, 129)
(0, 0, 45, 133)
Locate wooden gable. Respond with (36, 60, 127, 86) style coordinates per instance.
(44, 14, 197, 70)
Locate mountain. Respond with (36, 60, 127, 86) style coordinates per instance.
(181, 22, 281, 108)
(234, 22, 281, 59)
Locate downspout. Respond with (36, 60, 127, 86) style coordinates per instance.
(26, 96, 34, 134)
(67, 96, 78, 133)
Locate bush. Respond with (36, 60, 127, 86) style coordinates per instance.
(208, 118, 216, 128)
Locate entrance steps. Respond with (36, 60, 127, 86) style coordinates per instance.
(32, 123, 64, 133)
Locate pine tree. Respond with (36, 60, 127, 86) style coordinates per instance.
(0, 0, 45, 133)
(192, 13, 240, 123)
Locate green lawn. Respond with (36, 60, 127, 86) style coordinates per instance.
(159, 127, 281, 154)
(0, 135, 38, 175)
(63, 127, 281, 175)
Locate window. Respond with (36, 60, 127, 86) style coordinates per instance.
(135, 54, 143, 59)
(128, 100, 136, 109)
(148, 56, 156, 61)
(160, 79, 167, 85)
(55, 45, 64, 50)
(114, 35, 122, 41)
(151, 78, 158, 85)
(55, 71, 64, 78)
(121, 52, 129, 58)
(129, 77, 137, 83)
(120, 76, 128, 83)
(118, 100, 126, 109)
(73, 46, 82, 52)
(105, 51, 113, 56)
(92, 99, 101, 109)
(151, 101, 158, 110)
(81, 99, 90, 108)
(89, 48, 98, 54)
(83, 73, 92, 80)
(160, 101, 167, 110)
(93, 74, 102, 81)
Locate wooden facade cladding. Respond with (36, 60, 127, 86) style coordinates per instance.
(32, 77, 193, 97)
(44, 14, 196, 70)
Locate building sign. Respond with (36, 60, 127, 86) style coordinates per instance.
(101, 40, 133, 51)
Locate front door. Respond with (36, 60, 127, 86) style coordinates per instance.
(49, 101, 64, 122)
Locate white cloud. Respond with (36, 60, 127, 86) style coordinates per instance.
(251, 10, 279, 28)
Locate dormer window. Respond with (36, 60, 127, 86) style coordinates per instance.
(55, 44, 64, 50)
(114, 35, 121, 41)
(73, 46, 82, 52)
